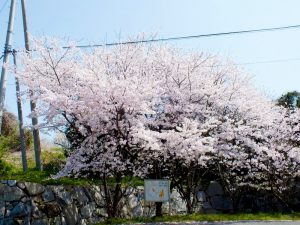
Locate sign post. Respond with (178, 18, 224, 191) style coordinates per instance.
(144, 179, 171, 216)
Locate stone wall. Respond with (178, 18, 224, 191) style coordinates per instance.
(0, 180, 234, 225)
(0, 180, 298, 225)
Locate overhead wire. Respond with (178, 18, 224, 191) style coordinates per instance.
(236, 57, 300, 66)
(8, 23, 300, 52)
(203, 57, 300, 67)
(6, 23, 300, 67)
(8, 47, 300, 67)
(64, 23, 300, 67)
(63, 24, 300, 49)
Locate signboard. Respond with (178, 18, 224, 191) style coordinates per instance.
(144, 179, 170, 202)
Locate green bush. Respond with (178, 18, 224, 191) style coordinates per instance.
(0, 109, 33, 153)
(41, 148, 66, 174)
(0, 159, 14, 175)
(0, 129, 19, 152)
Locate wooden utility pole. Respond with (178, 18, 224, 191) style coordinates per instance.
(20, 0, 42, 170)
(12, 50, 28, 172)
(0, 0, 16, 134)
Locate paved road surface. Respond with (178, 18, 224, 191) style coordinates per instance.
(131, 221, 300, 225)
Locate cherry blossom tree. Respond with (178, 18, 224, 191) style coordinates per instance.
(16, 38, 300, 215)
(211, 103, 300, 211)
(260, 108, 300, 211)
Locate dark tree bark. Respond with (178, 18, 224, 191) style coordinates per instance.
(155, 202, 163, 217)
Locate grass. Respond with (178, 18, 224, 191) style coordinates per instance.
(0, 147, 101, 186)
(0, 169, 95, 186)
(0, 166, 144, 186)
(2, 149, 300, 224)
(0, 147, 95, 185)
(96, 212, 300, 224)
(0, 170, 144, 186)
(0, 148, 144, 186)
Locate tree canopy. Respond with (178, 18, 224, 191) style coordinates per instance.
(277, 91, 300, 109)
(15, 38, 300, 214)
(0, 109, 32, 153)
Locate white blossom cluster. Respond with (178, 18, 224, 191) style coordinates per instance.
(16, 38, 300, 194)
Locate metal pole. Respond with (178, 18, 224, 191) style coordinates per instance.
(13, 50, 28, 172)
(0, 0, 16, 134)
(20, 0, 42, 170)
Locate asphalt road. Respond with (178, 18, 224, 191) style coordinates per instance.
(131, 221, 300, 225)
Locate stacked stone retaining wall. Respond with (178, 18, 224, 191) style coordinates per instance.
(0, 180, 299, 225)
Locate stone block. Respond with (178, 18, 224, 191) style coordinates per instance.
(54, 217, 63, 225)
(0, 184, 4, 195)
(132, 204, 143, 217)
(39, 202, 62, 217)
(71, 187, 89, 205)
(62, 204, 79, 225)
(80, 202, 95, 218)
(7, 180, 17, 187)
(31, 200, 43, 219)
(24, 182, 45, 196)
(170, 190, 186, 213)
(78, 219, 87, 225)
(61, 216, 68, 225)
(128, 194, 139, 209)
(210, 196, 233, 211)
(3, 186, 25, 202)
(0, 218, 19, 225)
(16, 182, 25, 189)
(32, 219, 48, 225)
(94, 208, 108, 217)
(22, 216, 31, 225)
(210, 196, 223, 210)
(89, 186, 104, 205)
(202, 201, 212, 210)
(87, 216, 105, 224)
(20, 196, 30, 203)
(52, 187, 72, 205)
(197, 191, 206, 202)
(42, 187, 55, 202)
(81, 187, 93, 201)
(206, 181, 223, 196)
(6, 202, 30, 217)
(120, 205, 130, 218)
(193, 202, 204, 213)
(0, 201, 5, 218)
(222, 197, 233, 211)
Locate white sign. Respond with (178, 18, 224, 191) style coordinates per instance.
(144, 179, 170, 202)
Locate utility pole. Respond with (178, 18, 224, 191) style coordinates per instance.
(12, 50, 28, 172)
(21, 0, 42, 170)
(0, 0, 16, 134)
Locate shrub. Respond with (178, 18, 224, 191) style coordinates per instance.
(41, 148, 66, 174)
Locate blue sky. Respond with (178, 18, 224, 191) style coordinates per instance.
(1, 0, 300, 135)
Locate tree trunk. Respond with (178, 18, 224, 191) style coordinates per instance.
(112, 176, 122, 217)
(186, 200, 193, 214)
(155, 202, 163, 217)
(273, 192, 294, 213)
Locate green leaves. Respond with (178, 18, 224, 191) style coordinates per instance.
(277, 91, 300, 109)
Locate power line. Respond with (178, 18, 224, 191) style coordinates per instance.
(236, 57, 300, 66)
(64, 24, 300, 49)
(7, 45, 300, 67)
(8, 46, 300, 67)
(7, 23, 300, 67)
(204, 57, 300, 68)
(10, 23, 300, 53)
